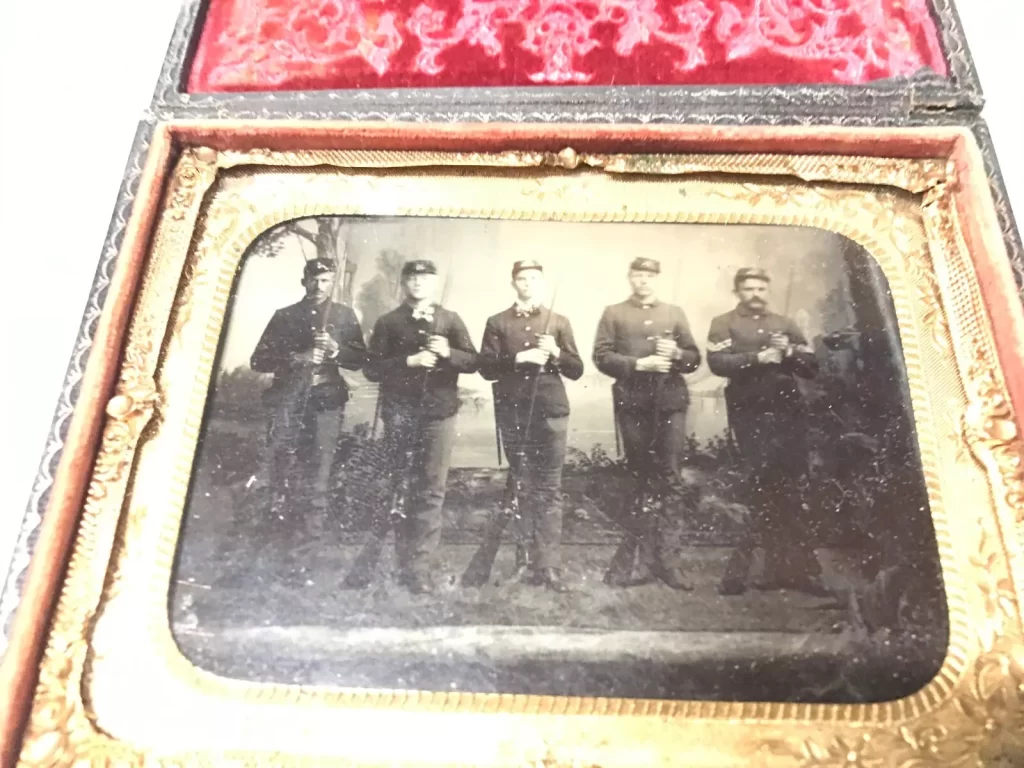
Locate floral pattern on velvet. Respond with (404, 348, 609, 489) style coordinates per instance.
(409, 0, 714, 84)
(715, 0, 943, 84)
(187, 0, 948, 91)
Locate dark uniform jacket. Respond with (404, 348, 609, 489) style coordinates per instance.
(706, 304, 818, 412)
(593, 297, 701, 412)
(250, 298, 367, 409)
(479, 305, 584, 420)
(364, 303, 478, 420)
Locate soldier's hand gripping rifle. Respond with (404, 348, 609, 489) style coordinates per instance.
(270, 253, 347, 513)
(642, 264, 684, 525)
(397, 261, 454, 511)
(597, 317, 684, 579)
(654, 258, 686, 419)
(344, 262, 453, 588)
(462, 281, 560, 587)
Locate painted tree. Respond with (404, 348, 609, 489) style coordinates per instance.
(354, 247, 408, 334)
(247, 217, 358, 305)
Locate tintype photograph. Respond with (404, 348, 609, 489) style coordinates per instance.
(169, 215, 948, 703)
(15, 133, 1021, 767)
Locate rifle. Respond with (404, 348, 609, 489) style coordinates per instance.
(644, 261, 684, 520)
(613, 397, 622, 458)
(370, 395, 383, 440)
(269, 250, 347, 512)
(462, 281, 560, 587)
(521, 284, 560, 443)
(783, 260, 797, 317)
(344, 260, 454, 588)
(651, 259, 683, 441)
(493, 382, 504, 465)
(397, 261, 455, 507)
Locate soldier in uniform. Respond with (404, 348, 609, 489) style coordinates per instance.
(707, 267, 832, 597)
(344, 259, 478, 594)
(462, 260, 584, 592)
(250, 257, 367, 521)
(593, 257, 701, 590)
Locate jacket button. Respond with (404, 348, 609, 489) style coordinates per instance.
(525, 326, 531, 331)
(524, 342, 531, 347)
(643, 320, 652, 326)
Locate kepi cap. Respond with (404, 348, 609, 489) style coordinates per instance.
(303, 257, 337, 280)
(733, 267, 771, 287)
(512, 259, 544, 278)
(629, 257, 661, 274)
(402, 259, 438, 277)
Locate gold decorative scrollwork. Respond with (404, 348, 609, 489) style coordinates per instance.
(214, 146, 948, 194)
(167, 147, 218, 221)
(15, 144, 1024, 767)
(18, 345, 158, 768)
(18, 147, 222, 768)
(580, 153, 948, 193)
(963, 364, 1024, 525)
(777, 634, 1024, 766)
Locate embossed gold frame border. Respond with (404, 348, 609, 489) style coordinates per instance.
(9, 122, 1024, 767)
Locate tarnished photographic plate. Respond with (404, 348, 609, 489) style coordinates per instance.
(17, 125, 1024, 767)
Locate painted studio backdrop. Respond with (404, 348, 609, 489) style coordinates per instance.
(212, 217, 858, 468)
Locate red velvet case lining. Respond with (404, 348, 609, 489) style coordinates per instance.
(187, 0, 948, 92)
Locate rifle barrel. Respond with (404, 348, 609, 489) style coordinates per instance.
(397, 255, 456, 512)
(521, 281, 560, 439)
(782, 261, 797, 317)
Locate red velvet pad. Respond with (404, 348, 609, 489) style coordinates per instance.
(187, 0, 948, 92)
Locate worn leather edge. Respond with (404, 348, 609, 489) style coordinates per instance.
(0, 121, 158, 658)
(970, 118, 1024, 300)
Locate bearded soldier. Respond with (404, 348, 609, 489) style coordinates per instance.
(462, 260, 584, 592)
(592, 257, 701, 590)
(343, 259, 478, 594)
(251, 257, 367, 521)
(708, 267, 832, 598)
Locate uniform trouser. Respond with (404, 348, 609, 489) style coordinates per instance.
(498, 415, 568, 570)
(384, 410, 456, 579)
(606, 406, 694, 577)
(266, 401, 345, 528)
(722, 405, 822, 586)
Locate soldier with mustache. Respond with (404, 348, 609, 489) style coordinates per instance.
(708, 267, 833, 598)
(251, 257, 368, 517)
